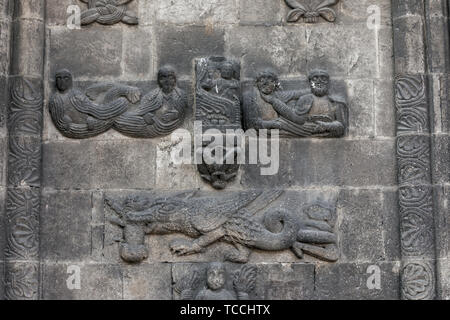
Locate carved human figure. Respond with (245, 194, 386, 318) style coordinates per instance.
(80, 0, 138, 25)
(114, 66, 187, 138)
(245, 69, 348, 137)
(49, 69, 139, 139)
(175, 263, 256, 300)
(296, 70, 348, 137)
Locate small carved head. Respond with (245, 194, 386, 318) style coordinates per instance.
(219, 62, 235, 80)
(158, 65, 177, 94)
(309, 69, 330, 97)
(206, 263, 227, 291)
(55, 69, 73, 93)
(256, 69, 280, 95)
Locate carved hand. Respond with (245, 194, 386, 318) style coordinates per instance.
(126, 87, 141, 104)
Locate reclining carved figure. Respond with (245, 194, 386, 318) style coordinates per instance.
(105, 190, 339, 264)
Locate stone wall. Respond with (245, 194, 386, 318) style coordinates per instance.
(0, 0, 448, 300)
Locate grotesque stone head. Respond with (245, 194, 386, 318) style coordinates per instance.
(206, 263, 227, 291)
(219, 62, 234, 80)
(256, 69, 280, 95)
(158, 65, 177, 94)
(309, 70, 330, 97)
(55, 69, 73, 93)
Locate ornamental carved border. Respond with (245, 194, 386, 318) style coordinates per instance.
(394, 75, 436, 300)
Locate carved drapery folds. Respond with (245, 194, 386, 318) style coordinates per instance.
(243, 69, 348, 138)
(79, 0, 138, 26)
(48, 67, 187, 139)
(284, 0, 339, 23)
(395, 75, 436, 300)
(105, 190, 339, 264)
(195, 57, 242, 189)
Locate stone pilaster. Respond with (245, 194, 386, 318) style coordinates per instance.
(4, 0, 45, 300)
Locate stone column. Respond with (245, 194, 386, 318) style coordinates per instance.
(392, 0, 444, 300)
(4, 0, 45, 300)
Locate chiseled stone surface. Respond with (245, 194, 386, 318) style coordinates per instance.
(9, 0, 443, 301)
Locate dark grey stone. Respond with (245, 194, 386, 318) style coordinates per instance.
(0, 76, 7, 129)
(314, 262, 401, 300)
(337, 189, 400, 263)
(290, 139, 396, 187)
(123, 263, 172, 300)
(432, 134, 449, 185)
(40, 190, 92, 261)
(49, 28, 123, 78)
(156, 25, 225, 76)
(41, 263, 123, 300)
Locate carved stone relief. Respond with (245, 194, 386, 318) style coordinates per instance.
(79, 0, 138, 26)
(49, 67, 187, 139)
(284, 0, 339, 23)
(243, 69, 348, 138)
(195, 57, 242, 189)
(174, 263, 257, 300)
(105, 190, 339, 264)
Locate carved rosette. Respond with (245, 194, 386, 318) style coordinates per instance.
(394, 74, 436, 300)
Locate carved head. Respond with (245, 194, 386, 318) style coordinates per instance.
(206, 263, 226, 291)
(309, 70, 330, 97)
(158, 65, 177, 94)
(55, 69, 73, 93)
(256, 70, 280, 95)
(219, 62, 234, 80)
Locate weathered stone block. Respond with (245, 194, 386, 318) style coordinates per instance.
(40, 190, 92, 261)
(45, 0, 77, 26)
(41, 263, 123, 300)
(0, 20, 10, 76)
(339, 0, 392, 26)
(227, 26, 307, 78)
(154, 0, 238, 25)
(345, 79, 374, 137)
(432, 134, 449, 185)
(156, 25, 225, 77)
(49, 28, 123, 78)
(122, 28, 153, 80)
(42, 140, 92, 190)
(0, 76, 7, 130)
(123, 263, 172, 300)
(304, 24, 379, 78)
(89, 140, 157, 189)
(239, 0, 282, 25)
(375, 79, 395, 137)
(337, 189, 400, 263)
(314, 262, 401, 299)
(289, 139, 396, 187)
(10, 19, 45, 76)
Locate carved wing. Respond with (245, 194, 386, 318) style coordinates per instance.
(191, 191, 262, 233)
(174, 270, 202, 300)
(244, 189, 284, 217)
(233, 265, 257, 294)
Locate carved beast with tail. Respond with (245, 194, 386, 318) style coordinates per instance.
(105, 190, 338, 263)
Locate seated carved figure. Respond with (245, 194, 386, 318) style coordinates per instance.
(244, 69, 348, 137)
(80, 0, 138, 25)
(49, 69, 139, 139)
(175, 263, 256, 300)
(114, 65, 187, 138)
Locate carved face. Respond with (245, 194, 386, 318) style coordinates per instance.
(55, 72, 73, 92)
(206, 264, 226, 291)
(310, 74, 329, 97)
(158, 71, 176, 94)
(220, 63, 234, 80)
(257, 75, 278, 95)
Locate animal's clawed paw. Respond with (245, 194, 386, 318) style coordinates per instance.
(170, 240, 202, 256)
